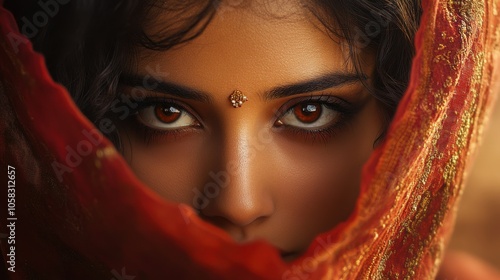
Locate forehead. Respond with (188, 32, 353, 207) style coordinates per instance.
(135, 1, 372, 95)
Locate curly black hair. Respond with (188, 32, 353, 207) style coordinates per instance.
(5, 0, 422, 146)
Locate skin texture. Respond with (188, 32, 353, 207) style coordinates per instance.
(116, 1, 385, 261)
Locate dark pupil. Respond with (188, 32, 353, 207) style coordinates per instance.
(294, 103, 322, 123)
(155, 105, 181, 123)
(303, 104, 317, 114)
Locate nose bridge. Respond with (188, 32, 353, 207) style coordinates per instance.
(201, 116, 274, 228)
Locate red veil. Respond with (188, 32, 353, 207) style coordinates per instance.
(1, 0, 499, 279)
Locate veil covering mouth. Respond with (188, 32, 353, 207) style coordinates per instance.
(1, 0, 499, 279)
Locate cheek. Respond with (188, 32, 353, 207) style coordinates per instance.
(268, 139, 366, 226)
(267, 101, 383, 238)
(119, 131, 212, 203)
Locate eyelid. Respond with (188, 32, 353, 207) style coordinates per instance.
(273, 94, 352, 123)
(131, 96, 186, 111)
(129, 96, 205, 127)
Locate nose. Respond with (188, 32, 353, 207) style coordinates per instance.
(200, 121, 275, 233)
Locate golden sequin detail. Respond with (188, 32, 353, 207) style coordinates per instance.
(229, 90, 248, 108)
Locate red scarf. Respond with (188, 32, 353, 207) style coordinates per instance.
(1, 0, 499, 279)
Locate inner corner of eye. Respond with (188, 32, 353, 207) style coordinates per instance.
(274, 119, 285, 127)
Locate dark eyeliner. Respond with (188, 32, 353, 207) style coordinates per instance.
(123, 96, 202, 144)
(130, 121, 195, 145)
(273, 94, 362, 143)
(128, 96, 188, 114)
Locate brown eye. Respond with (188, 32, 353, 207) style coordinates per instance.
(277, 102, 339, 130)
(155, 105, 181, 123)
(293, 103, 322, 123)
(137, 103, 199, 130)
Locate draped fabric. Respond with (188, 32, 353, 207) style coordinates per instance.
(1, 0, 499, 279)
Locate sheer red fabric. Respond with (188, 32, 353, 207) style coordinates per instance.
(1, 0, 499, 279)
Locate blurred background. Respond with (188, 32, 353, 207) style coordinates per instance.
(448, 95, 500, 268)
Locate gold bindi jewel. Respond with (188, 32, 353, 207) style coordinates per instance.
(229, 90, 248, 108)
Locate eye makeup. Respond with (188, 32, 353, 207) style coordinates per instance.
(118, 96, 203, 145)
(115, 92, 365, 146)
(273, 94, 363, 144)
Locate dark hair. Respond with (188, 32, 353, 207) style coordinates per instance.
(5, 0, 422, 145)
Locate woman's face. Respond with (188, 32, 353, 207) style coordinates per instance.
(116, 1, 384, 261)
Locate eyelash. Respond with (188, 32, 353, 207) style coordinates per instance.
(274, 95, 358, 143)
(127, 97, 201, 144)
(123, 95, 359, 145)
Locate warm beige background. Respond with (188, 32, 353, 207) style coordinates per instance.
(448, 94, 500, 268)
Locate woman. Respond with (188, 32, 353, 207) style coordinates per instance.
(6, 0, 419, 262)
(1, 0, 499, 279)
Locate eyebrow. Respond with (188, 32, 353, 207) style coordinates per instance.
(119, 74, 213, 103)
(265, 72, 366, 100)
(119, 72, 366, 102)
